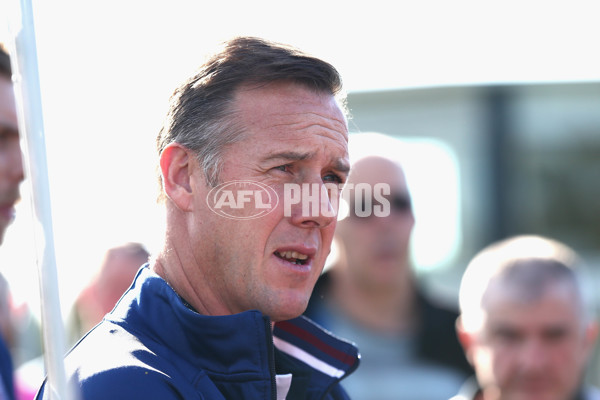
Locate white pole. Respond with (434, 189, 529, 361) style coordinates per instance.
(6, 1, 77, 399)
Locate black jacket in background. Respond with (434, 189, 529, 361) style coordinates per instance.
(304, 272, 474, 377)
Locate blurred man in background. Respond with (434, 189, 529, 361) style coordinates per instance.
(305, 155, 472, 400)
(15, 242, 150, 400)
(0, 44, 23, 247)
(0, 42, 25, 400)
(66, 242, 149, 344)
(454, 235, 600, 400)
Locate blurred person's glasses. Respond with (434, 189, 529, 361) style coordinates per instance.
(348, 194, 412, 220)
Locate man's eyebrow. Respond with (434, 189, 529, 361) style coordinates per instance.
(262, 151, 350, 174)
(262, 151, 315, 163)
(264, 151, 350, 173)
(333, 159, 351, 174)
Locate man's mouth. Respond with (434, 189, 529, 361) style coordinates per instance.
(275, 251, 309, 265)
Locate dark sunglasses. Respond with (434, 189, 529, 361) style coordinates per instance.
(349, 194, 412, 219)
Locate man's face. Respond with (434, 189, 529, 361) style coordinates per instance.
(186, 82, 349, 321)
(0, 76, 23, 244)
(336, 157, 414, 289)
(466, 282, 595, 400)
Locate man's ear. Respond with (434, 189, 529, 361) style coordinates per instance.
(159, 143, 194, 211)
(456, 316, 476, 366)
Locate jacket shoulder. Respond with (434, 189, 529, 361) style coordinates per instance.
(36, 366, 226, 400)
(36, 368, 184, 400)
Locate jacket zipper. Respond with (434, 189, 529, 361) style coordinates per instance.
(264, 316, 277, 400)
(319, 351, 360, 400)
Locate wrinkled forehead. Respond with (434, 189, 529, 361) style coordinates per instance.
(236, 82, 347, 126)
(484, 273, 582, 312)
(232, 83, 349, 164)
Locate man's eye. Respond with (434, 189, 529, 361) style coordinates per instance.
(0, 129, 19, 149)
(543, 328, 568, 343)
(493, 329, 521, 344)
(323, 173, 343, 184)
(273, 164, 291, 173)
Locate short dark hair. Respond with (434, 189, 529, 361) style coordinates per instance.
(156, 36, 345, 191)
(0, 43, 12, 80)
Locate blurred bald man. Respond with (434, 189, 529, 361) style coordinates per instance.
(305, 155, 472, 400)
(453, 235, 599, 400)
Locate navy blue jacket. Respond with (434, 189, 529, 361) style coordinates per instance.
(0, 335, 15, 400)
(37, 266, 359, 399)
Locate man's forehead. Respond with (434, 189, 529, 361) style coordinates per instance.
(486, 311, 578, 332)
(483, 281, 582, 325)
(486, 275, 579, 302)
(236, 83, 346, 124)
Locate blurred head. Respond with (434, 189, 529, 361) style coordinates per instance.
(457, 235, 598, 400)
(94, 242, 150, 312)
(156, 37, 349, 321)
(0, 43, 24, 245)
(335, 155, 414, 290)
(75, 242, 150, 336)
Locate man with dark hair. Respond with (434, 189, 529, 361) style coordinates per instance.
(37, 36, 359, 399)
(0, 43, 24, 247)
(0, 42, 23, 400)
(453, 235, 599, 400)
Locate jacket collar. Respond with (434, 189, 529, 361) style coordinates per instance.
(107, 266, 359, 386)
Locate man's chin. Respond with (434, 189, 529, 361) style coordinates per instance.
(508, 385, 560, 400)
(264, 296, 309, 322)
(268, 308, 305, 322)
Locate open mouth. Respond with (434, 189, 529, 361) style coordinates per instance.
(275, 250, 309, 265)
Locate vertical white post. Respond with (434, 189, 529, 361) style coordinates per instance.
(6, 1, 77, 399)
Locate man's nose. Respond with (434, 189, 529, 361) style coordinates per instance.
(288, 182, 338, 229)
(518, 338, 548, 372)
(11, 144, 25, 184)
